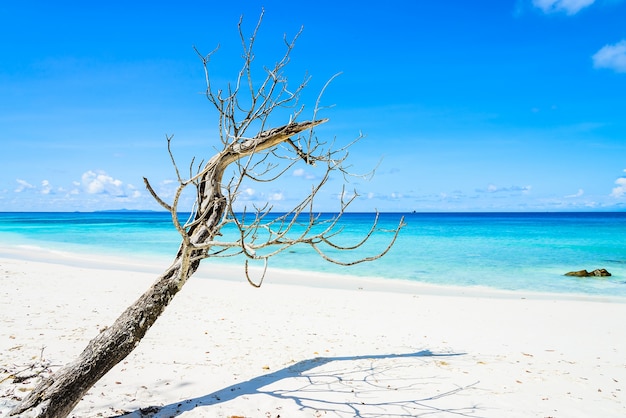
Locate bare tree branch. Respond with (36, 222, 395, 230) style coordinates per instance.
(11, 11, 404, 418)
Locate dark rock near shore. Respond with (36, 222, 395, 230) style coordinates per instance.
(565, 268, 611, 277)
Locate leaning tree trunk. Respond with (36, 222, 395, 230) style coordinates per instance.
(10, 120, 325, 418)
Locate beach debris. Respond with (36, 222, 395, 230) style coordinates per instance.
(564, 268, 611, 277)
(139, 406, 160, 415)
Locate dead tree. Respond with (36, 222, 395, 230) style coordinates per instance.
(11, 12, 404, 418)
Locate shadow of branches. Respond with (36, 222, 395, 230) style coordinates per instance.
(114, 350, 482, 417)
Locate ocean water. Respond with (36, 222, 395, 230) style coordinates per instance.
(1, 211, 625, 297)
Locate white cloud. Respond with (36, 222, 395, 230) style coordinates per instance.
(293, 168, 317, 180)
(338, 189, 357, 202)
(14, 179, 34, 193)
(41, 180, 52, 195)
(480, 184, 532, 194)
(611, 172, 626, 198)
(438, 192, 463, 201)
(235, 187, 257, 201)
(81, 170, 126, 196)
(269, 191, 284, 201)
(592, 40, 626, 73)
(565, 188, 584, 198)
(126, 184, 141, 199)
(532, 0, 595, 14)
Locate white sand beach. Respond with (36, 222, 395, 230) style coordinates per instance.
(1, 249, 625, 417)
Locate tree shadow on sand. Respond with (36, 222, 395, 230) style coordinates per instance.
(115, 350, 482, 418)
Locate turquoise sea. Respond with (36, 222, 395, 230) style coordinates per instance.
(1, 211, 625, 297)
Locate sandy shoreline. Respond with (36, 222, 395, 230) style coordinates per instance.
(1, 250, 625, 417)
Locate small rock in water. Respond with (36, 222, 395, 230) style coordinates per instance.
(564, 268, 611, 277)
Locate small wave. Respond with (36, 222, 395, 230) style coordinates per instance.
(16, 244, 45, 250)
(17, 244, 77, 258)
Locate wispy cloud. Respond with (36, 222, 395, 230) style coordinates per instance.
(379, 192, 406, 201)
(592, 40, 626, 73)
(337, 189, 357, 202)
(293, 168, 318, 180)
(477, 184, 532, 194)
(14, 179, 34, 193)
(565, 188, 584, 198)
(532, 0, 595, 15)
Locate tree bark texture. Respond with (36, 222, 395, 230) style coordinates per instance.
(10, 120, 325, 418)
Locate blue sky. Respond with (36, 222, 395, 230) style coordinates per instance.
(1, 0, 625, 212)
